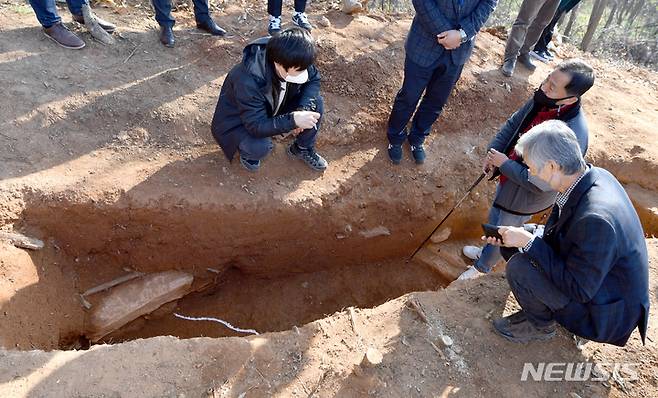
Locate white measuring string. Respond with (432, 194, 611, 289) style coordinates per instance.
(173, 313, 259, 335)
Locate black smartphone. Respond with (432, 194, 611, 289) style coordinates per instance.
(482, 223, 503, 242)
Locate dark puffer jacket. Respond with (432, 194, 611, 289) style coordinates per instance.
(210, 37, 321, 160)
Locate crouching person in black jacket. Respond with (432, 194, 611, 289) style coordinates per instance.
(211, 27, 328, 172)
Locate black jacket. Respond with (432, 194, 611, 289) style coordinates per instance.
(210, 37, 322, 160)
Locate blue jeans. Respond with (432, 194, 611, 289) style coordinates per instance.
(506, 253, 571, 327)
(475, 186, 531, 273)
(29, 0, 87, 27)
(387, 53, 464, 146)
(239, 96, 323, 160)
(152, 0, 211, 27)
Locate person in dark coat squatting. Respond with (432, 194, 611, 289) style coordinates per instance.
(211, 27, 327, 172)
(487, 120, 649, 346)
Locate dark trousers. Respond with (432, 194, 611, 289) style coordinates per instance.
(268, 0, 307, 16)
(503, 0, 561, 61)
(505, 253, 571, 328)
(239, 96, 323, 160)
(152, 0, 211, 27)
(533, 9, 565, 53)
(534, 0, 582, 53)
(29, 0, 87, 27)
(387, 53, 464, 146)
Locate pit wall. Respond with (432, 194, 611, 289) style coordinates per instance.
(16, 190, 492, 277)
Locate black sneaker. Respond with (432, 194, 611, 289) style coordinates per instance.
(529, 50, 549, 63)
(410, 144, 426, 164)
(292, 12, 312, 31)
(239, 156, 260, 172)
(493, 311, 556, 343)
(287, 143, 327, 171)
(387, 143, 402, 164)
(268, 15, 282, 36)
(517, 53, 537, 71)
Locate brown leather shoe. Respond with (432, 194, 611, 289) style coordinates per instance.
(44, 23, 85, 50)
(72, 13, 116, 33)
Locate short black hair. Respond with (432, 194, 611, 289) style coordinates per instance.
(266, 27, 316, 70)
(557, 59, 595, 97)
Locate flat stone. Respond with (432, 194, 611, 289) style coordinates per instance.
(359, 226, 390, 238)
(86, 271, 193, 341)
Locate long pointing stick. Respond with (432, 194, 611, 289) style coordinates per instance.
(410, 172, 487, 260)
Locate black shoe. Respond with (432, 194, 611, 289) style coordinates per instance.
(196, 19, 226, 36)
(387, 143, 402, 164)
(292, 12, 313, 31)
(410, 144, 426, 164)
(239, 156, 260, 172)
(72, 13, 116, 33)
(159, 25, 174, 47)
(287, 143, 328, 171)
(268, 15, 282, 36)
(501, 58, 515, 77)
(517, 53, 537, 71)
(493, 311, 556, 343)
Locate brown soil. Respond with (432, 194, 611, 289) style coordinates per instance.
(0, 0, 657, 397)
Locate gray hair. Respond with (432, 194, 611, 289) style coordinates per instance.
(515, 120, 586, 175)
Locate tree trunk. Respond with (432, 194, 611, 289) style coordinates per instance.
(597, 2, 619, 44)
(604, 2, 618, 29)
(563, 3, 582, 40)
(625, 0, 646, 28)
(617, 0, 630, 24)
(581, 0, 608, 51)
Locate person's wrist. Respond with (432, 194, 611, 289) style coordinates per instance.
(459, 28, 468, 44)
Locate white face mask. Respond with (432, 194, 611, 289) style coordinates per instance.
(285, 69, 309, 84)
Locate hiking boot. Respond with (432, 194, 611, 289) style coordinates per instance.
(287, 142, 328, 171)
(44, 23, 85, 50)
(462, 245, 482, 260)
(387, 143, 402, 164)
(268, 15, 282, 36)
(530, 50, 549, 63)
(159, 25, 174, 47)
(239, 156, 261, 172)
(501, 58, 515, 77)
(196, 19, 226, 36)
(292, 12, 313, 31)
(517, 53, 537, 71)
(410, 144, 426, 164)
(72, 12, 116, 33)
(493, 311, 556, 343)
(457, 265, 484, 281)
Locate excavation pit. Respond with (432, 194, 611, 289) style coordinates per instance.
(0, 197, 477, 351)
